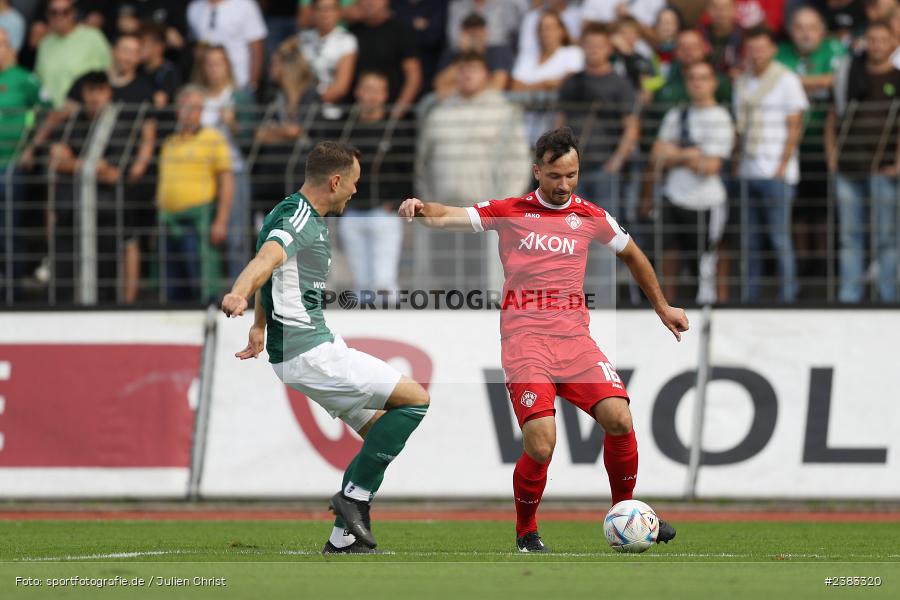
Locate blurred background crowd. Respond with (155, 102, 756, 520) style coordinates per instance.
(0, 0, 898, 306)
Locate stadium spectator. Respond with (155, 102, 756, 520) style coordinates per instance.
(512, 10, 583, 143)
(157, 85, 234, 303)
(66, 33, 157, 110)
(610, 16, 657, 102)
(653, 7, 684, 81)
(391, 0, 448, 96)
(0, 25, 43, 296)
(655, 29, 732, 107)
(80, 2, 189, 77)
(34, 0, 111, 108)
(732, 0, 785, 34)
(299, 0, 357, 119)
(446, 0, 524, 51)
(81, 32, 159, 303)
(0, 1, 24, 53)
(433, 12, 513, 98)
(140, 22, 182, 109)
(558, 23, 639, 212)
(416, 52, 530, 208)
(253, 37, 318, 203)
(669, 0, 710, 27)
(893, 4, 900, 66)
(581, 0, 664, 28)
(864, 0, 900, 65)
(187, 0, 268, 92)
(23, 30, 158, 168)
(733, 26, 808, 303)
(817, 0, 867, 43)
(194, 44, 255, 281)
(350, 0, 422, 113)
(828, 19, 900, 302)
(644, 61, 735, 303)
(46, 72, 142, 303)
(338, 71, 408, 294)
(777, 6, 846, 281)
(701, 0, 744, 80)
(259, 0, 300, 55)
(517, 1, 582, 65)
(299, 0, 362, 29)
(866, 0, 899, 24)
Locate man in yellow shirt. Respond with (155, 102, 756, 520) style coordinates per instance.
(158, 85, 234, 302)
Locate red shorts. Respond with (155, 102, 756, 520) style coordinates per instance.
(502, 333, 629, 428)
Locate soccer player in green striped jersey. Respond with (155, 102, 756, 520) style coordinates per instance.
(222, 141, 430, 554)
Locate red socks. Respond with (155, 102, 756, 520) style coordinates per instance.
(513, 452, 549, 537)
(512, 429, 637, 535)
(604, 429, 639, 504)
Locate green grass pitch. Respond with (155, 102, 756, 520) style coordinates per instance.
(1, 520, 898, 599)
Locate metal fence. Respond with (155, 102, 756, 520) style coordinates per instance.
(0, 95, 898, 307)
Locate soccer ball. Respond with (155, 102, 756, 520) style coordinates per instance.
(603, 499, 659, 553)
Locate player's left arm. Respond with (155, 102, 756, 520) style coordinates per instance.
(617, 239, 690, 341)
(222, 241, 287, 318)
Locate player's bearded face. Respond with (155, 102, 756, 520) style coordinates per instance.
(535, 149, 580, 204)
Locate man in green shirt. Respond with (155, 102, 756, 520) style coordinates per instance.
(0, 26, 44, 295)
(654, 29, 732, 108)
(222, 141, 430, 554)
(34, 0, 111, 108)
(776, 6, 846, 279)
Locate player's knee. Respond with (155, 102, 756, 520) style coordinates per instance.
(526, 443, 554, 464)
(524, 433, 555, 463)
(605, 411, 633, 436)
(411, 384, 430, 407)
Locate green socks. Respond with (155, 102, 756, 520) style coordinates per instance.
(334, 405, 428, 527)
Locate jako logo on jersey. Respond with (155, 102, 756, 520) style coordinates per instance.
(521, 390, 537, 407)
(525, 213, 541, 219)
(518, 232, 577, 254)
(566, 213, 583, 230)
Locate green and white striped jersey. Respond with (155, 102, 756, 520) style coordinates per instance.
(257, 192, 334, 363)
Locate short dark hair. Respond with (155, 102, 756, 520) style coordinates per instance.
(686, 60, 715, 76)
(866, 18, 895, 35)
(535, 127, 579, 164)
(114, 32, 142, 47)
(744, 24, 777, 45)
(461, 12, 487, 30)
(305, 141, 361, 185)
(140, 21, 167, 45)
(614, 16, 640, 32)
(581, 22, 612, 39)
(454, 50, 489, 68)
(357, 69, 389, 84)
(80, 71, 111, 90)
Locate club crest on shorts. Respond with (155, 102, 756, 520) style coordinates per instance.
(566, 213, 582, 230)
(520, 390, 537, 408)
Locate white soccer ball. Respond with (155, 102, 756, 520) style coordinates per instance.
(604, 499, 659, 553)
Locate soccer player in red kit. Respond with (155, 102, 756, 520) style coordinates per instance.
(399, 128, 690, 552)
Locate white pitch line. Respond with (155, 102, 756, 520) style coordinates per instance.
(18, 550, 190, 562)
(280, 550, 753, 558)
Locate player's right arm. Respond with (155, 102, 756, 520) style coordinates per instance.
(398, 197, 477, 232)
(222, 241, 287, 317)
(235, 290, 267, 360)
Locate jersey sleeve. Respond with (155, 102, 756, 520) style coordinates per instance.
(262, 204, 319, 259)
(465, 198, 510, 232)
(593, 211, 631, 254)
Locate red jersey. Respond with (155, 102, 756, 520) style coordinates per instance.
(466, 189, 630, 340)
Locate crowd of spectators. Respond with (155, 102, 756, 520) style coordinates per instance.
(0, 0, 898, 306)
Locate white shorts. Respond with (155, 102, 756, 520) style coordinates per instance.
(272, 335, 403, 432)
